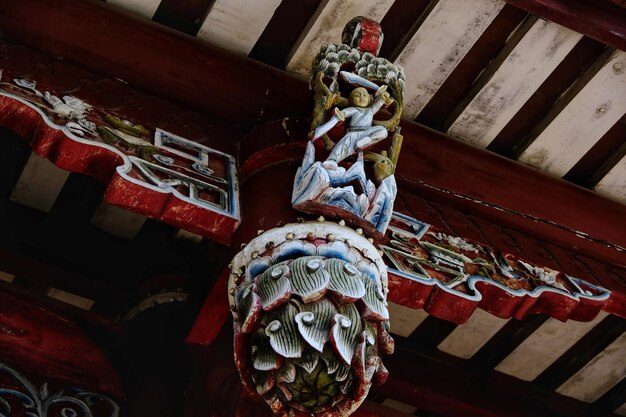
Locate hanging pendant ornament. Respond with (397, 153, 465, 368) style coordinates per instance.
(229, 16, 402, 417)
(229, 222, 393, 417)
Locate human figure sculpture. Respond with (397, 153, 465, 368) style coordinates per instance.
(313, 85, 393, 170)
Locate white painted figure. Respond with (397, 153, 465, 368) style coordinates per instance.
(313, 85, 392, 170)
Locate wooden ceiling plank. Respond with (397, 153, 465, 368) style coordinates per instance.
(407, 315, 458, 350)
(108, 0, 161, 19)
(90, 201, 147, 241)
(416, 3, 528, 130)
(152, 0, 216, 36)
(197, 0, 282, 56)
(396, 0, 505, 119)
(10, 152, 70, 213)
(534, 315, 626, 390)
(447, 19, 582, 147)
(565, 116, 626, 188)
(594, 154, 626, 204)
(388, 301, 429, 337)
(557, 329, 626, 403)
(286, 0, 395, 77)
(468, 314, 549, 369)
(248, 0, 322, 68)
(519, 50, 626, 176)
(594, 377, 626, 416)
(378, 0, 434, 61)
(438, 309, 509, 359)
(495, 312, 608, 381)
(379, 348, 605, 417)
(488, 36, 608, 157)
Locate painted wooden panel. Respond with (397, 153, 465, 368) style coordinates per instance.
(448, 19, 581, 147)
(108, 0, 161, 19)
(286, 0, 394, 76)
(556, 328, 626, 402)
(437, 309, 509, 359)
(388, 302, 429, 337)
(495, 312, 608, 381)
(10, 153, 70, 213)
(594, 154, 626, 204)
(197, 0, 282, 55)
(519, 50, 626, 176)
(396, 0, 505, 119)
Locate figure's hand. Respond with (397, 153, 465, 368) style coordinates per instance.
(375, 85, 393, 105)
(334, 107, 345, 121)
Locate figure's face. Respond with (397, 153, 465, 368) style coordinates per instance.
(350, 87, 370, 107)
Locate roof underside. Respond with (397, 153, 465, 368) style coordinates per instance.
(0, 1, 625, 417)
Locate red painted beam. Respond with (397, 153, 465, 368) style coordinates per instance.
(1, 0, 624, 269)
(504, 0, 626, 51)
(0, 0, 310, 127)
(0, 289, 124, 398)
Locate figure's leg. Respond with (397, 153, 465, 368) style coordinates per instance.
(355, 126, 387, 151)
(323, 132, 359, 169)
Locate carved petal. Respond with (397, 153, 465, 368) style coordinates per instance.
(295, 298, 337, 352)
(329, 303, 362, 364)
(238, 285, 263, 333)
(320, 348, 340, 375)
(256, 263, 292, 311)
(293, 349, 320, 374)
(276, 360, 296, 384)
(265, 303, 304, 358)
(290, 256, 330, 303)
(326, 259, 366, 303)
(252, 329, 283, 371)
(360, 275, 389, 320)
(252, 371, 275, 395)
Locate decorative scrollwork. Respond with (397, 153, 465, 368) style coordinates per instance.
(0, 362, 119, 417)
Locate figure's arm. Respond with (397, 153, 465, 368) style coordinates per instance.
(371, 85, 392, 113)
(313, 107, 344, 141)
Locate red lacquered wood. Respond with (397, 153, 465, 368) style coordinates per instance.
(0, 290, 124, 399)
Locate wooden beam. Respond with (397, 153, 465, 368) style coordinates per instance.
(0, 0, 310, 127)
(0, 289, 124, 398)
(503, 0, 626, 52)
(376, 347, 614, 417)
(0, 0, 624, 270)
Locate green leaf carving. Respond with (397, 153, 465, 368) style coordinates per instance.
(256, 263, 291, 311)
(326, 259, 366, 303)
(265, 303, 304, 358)
(289, 256, 330, 303)
(295, 298, 337, 352)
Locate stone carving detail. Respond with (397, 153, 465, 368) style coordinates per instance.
(229, 221, 393, 417)
(292, 17, 405, 240)
(0, 362, 119, 417)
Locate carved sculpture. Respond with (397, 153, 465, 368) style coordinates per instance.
(229, 221, 393, 417)
(0, 362, 119, 417)
(0, 71, 240, 244)
(229, 17, 401, 417)
(292, 17, 405, 241)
